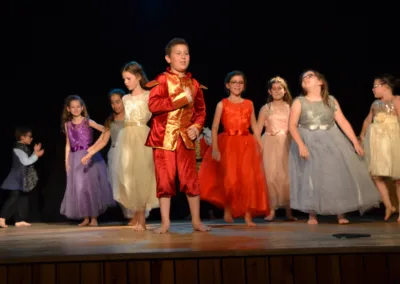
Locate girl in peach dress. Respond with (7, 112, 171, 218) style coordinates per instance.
(199, 70, 268, 226)
(257, 76, 296, 221)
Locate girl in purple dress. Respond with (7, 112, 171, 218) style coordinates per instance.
(60, 95, 115, 226)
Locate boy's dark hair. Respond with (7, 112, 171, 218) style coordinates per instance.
(15, 126, 32, 141)
(165, 38, 189, 56)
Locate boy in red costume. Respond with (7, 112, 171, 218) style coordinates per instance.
(145, 38, 211, 234)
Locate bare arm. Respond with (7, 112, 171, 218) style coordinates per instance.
(250, 102, 262, 148)
(211, 102, 223, 160)
(333, 99, 359, 145)
(88, 130, 111, 155)
(89, 119, 105, 132)
(359, 107, 373, 140)
(394, 96, 400, 121)
(65, 124, 70, 169)
(288, 99, 304, 147)
(256, 105, 267, 137)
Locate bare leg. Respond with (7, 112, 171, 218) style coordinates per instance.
(79, 217, 90, 226)
(264, 209, 275, 221)
(245, 212, 256, 226)
(0, 218, 7, 228)
(373, 177, 395, 221)
(285, 206, 297, 221)
(132, 210, 146, 231)
(187, 195, 211, 232)
(224, 207, 234, 223)
(307, 212, 318, 224)
(153, 197, 171, 234)
(337, 214, 349, 224)
(396, 181, 400, 223)
(89, 217, 98, 226)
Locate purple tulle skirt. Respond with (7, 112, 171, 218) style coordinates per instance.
(60, 150, 115, 219)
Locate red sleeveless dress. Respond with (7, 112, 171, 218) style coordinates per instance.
(199, 98, 269, 218)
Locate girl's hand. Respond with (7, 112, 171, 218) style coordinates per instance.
(212, 148, 221, 161)
(81, 154, 92, 165)
(353, 141, 364, 157)
(298, 144, 309, 160)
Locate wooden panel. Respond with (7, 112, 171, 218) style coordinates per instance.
(315, 255, 340, 284)
(245, 257, 269, 284)
(104, 261, 127, 284)
(340, 255, 365, 284)
(388, 254, 400, 284)
(7, 264, 32, 284)
(293, 256, 316, 284)
(364, 254, 388, 284)
(269, 256, 294, 284)
(57, 263, 80, 284)
(175, 259, 198, 284)
(222, 258, 245, 284)
(81, 262, 103, 284)
(128, 261, 151, 284)
(33, 264, 56, 284)
(0, 265, 7, 284)
(198, 259, 221, 284)
(150, 260, 174, 284)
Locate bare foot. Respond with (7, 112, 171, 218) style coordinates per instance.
(0, 218, 7, 228)
(15, 221, 31, 227)
(128, 216, 137, 226)
(132, 223, 146, 231)
(385, 207, 396, 221)
(89, 219, 98, 226)
(153, 222, 170, 234)
(193, 222, 211, 232)
(224, 210, 234, 223)
(78, 218, 90, 226)
(264, 210, 275, 221)
(245, 213, 256, 227)
(338, 218, 350, 225)
(307, 218, 318, 225)
(397, 214, 400, 223)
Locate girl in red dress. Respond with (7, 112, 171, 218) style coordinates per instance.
(199, 71, 269, 226)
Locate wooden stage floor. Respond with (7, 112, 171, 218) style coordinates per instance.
(1, 217, 400, 283)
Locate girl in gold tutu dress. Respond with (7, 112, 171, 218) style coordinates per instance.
(360, 74, 400, 221)
(113, 62, 159, 230)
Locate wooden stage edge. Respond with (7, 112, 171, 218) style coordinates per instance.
(1, 218, 400, 283)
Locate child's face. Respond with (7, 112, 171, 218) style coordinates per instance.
(67, 100, 84, 117)
(226, 75, 245, 96)
(122, 71, 141, 91)
(372, 79, 390, 98)
(20, 132, 33, 145)
(165, 44, 190, 74)
(301, 71, 322, 91)
(110, 94, 124, 114)
(268, 82, 285, 101)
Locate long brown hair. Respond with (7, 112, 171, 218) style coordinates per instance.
(104, 89, 125, 130)
(121, 61, 149, 90)
(300, 70, 332, 108)
(61, 95, 89, 132)
(267, 76, 293, 105)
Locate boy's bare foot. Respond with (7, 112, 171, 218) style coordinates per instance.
(15, 221, 31, 227)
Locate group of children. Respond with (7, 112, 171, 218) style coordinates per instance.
(1, 37, 400, 231)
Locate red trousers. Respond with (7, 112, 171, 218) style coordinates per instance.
(153, 137, 200, 198)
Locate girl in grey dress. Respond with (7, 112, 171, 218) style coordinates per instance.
(81, 89, 134, 222)
(288, 70, 380, 224)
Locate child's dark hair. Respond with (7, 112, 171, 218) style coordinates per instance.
(15, 126, 32, 141)
(267, 76, 293, 105)
(104, 89, 125, 130)
(165, 38, 189, 56)
(374, 73, 400, 93)
(61, 95, 89, 132)
(121, 61, 150, 90)
(224, 70, 247, 94)
(299, 69, 332, 108)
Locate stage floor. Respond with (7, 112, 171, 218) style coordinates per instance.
(1, 216, 400, 264)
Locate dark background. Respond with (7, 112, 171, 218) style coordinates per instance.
(0, 1, 397, 222)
